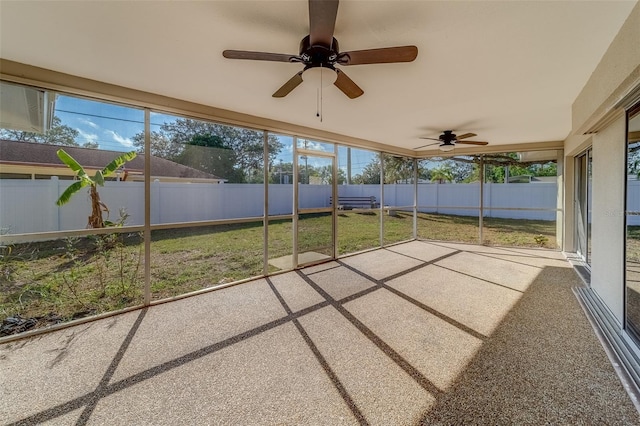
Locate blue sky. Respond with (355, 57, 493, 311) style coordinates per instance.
(55, 95, 145, 151)
(55, 94, 377, 175)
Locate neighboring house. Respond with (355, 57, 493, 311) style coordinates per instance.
(0, 139, 225, 183)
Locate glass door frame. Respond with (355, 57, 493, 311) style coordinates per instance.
(575, 150, 590, 265)
(293, 139, 337, 267)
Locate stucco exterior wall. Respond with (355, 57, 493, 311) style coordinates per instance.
(572, 1, 640, 134)
(590, 116, 626, 323)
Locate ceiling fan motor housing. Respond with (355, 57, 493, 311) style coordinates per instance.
(299, 35, 339, 68)
(441, 130, 457, 143)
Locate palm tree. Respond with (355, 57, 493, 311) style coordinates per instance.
(430, 165, 454, 184)
(55, 149, 137, 228)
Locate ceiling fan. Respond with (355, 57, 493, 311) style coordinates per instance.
(222, 0, 418, 99)
(415, 130, 489, 152)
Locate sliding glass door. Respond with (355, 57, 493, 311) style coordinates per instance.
(575, 149, 592, 265)
(625, 102, 640, 342)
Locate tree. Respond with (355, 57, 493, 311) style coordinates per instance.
(0, 116, 79, 145)
(131, 130, 182, 159)
(628, 143, 640, 177)
(174, 134, 243, 181)
(353, 156, 382, 184)
(383, 155, 414, 184)
(353, 154, 414, 184)
(131, 118, 283, 183)
(83, 141, 100, 149)
(55, 149, 137, 228)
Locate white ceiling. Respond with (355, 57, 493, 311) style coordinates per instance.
(0, 1, 636, 153)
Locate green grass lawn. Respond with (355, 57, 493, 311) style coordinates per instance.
(1, 212, 558, 335)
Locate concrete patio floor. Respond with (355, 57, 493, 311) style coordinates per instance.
(1, 241, 639, 425)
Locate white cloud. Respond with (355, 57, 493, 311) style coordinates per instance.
(299, 139, 328, 152)
(76, 128, 99, 146)
(105, 130, 133, 147)
(79, 118, 99, 130)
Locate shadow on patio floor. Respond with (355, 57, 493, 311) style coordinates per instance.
(419, 266, 638, 425)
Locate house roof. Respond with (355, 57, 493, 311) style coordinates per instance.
(0, 139, 223, 180)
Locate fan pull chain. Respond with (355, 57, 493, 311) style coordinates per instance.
(315, 65, 323, 122)
(320, 67, 323, 122)
(316, 64, 320, 119)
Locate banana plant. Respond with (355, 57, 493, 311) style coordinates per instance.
(55, 149, 137, 228)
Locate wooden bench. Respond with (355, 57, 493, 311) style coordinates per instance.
(330, 196, 378, 210)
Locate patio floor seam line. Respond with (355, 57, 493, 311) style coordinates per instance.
(380, 250, 462, 283)
(432, 264, 526, 294)
(304, 264, 343, 276)
(265, 277, 369, 425)
(290, 316, 369, 426)
(422, 239, 559, 259)
(7, 394, 96, 426)
(415, 239, 471, 249)
(480, 250, 549, 260)
(265, 277, 294, 316)
(473, 252, 545, 269)
(335, 259, 487, 342)
(491, 245, 560, 258)
(382, 247, 434, 264)
(336, 284, 381, 305)
(420, 240, 489, 252)
(10, 309, 149, 426)
(295, 270, 443, 397)
(75, 308, 148, 425)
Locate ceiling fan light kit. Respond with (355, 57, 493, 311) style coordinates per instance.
(222, 0, 418, 100)
(302, 67, 337, 87)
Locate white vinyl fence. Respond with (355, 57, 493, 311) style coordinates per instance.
(1, 177, 561, 235)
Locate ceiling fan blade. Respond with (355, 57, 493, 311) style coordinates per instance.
(223, 50, 299, 62)
(273, 71, 304, 98)
(419, 137, 442, 141)
(414, 142, 440, 150)
(456, 140, 488, 146)
(334, 69, 364, 99)
(455, 132, 477, 140)
(309, 0, 339, 47)
(338, 46, 418, 65)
